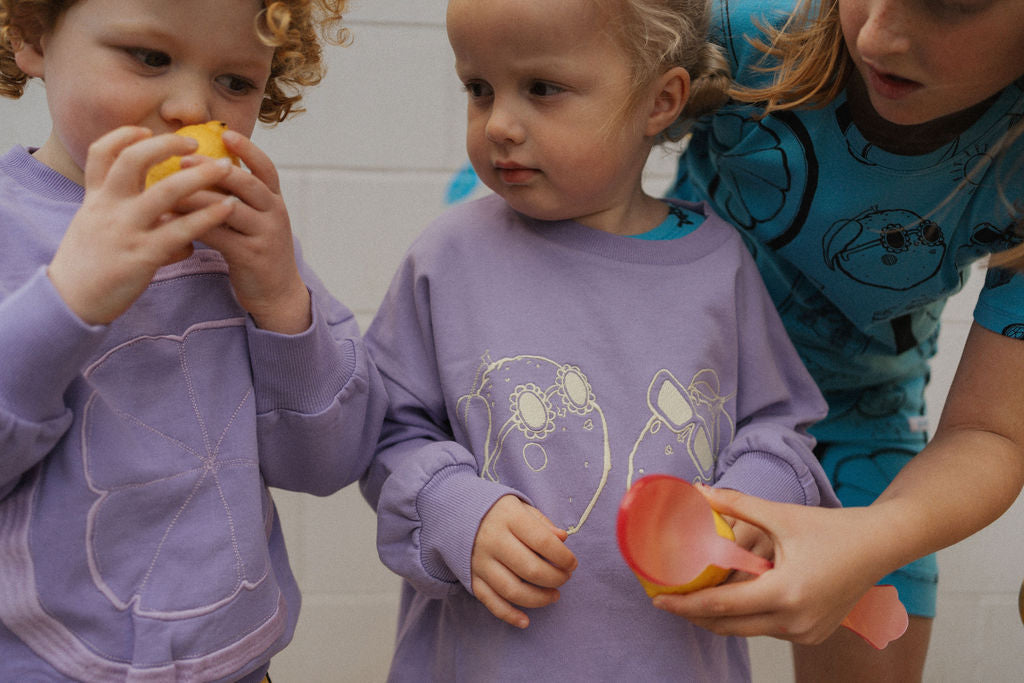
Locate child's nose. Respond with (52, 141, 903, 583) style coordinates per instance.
(159, 83, 213, 129)
(485, 98, 525, 145)
(856, 0, 912, 59)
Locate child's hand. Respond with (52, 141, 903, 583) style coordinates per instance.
(177, 130, 311, 334)
(471, 495, 578, 629)
(48, 126, 236, 325)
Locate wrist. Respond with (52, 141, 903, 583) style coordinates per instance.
(248, 281, 311, 334)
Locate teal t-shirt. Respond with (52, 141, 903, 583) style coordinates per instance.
(670, 0, 1024, 399)
(634, 203, 704, 240)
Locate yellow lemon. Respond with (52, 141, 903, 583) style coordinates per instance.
(145, 121, 239, 187)
(637, 510, 735, 597)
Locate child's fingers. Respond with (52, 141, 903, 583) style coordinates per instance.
(524, 504, 570, 541)
(101, 133, 204, 193)
(473, 578, 531, 630)
(148, 195, 237, 259)
(82, 126, 153, 188)
(221, 129, 281, 194)
(474, 549, 562, 616)
(698, 486, 785, 539)
(652, 578, 835, 644)
(515, 511, 578, 574)
(498, 534, 574, 590)
(483, 558, 562, 609)
(139, 158, 236, 219)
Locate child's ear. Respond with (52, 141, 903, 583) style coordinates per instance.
(644, 66, 690, 138)
(13, 38, 46, 79)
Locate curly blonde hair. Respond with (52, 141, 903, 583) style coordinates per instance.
(0, 0, 351, 124)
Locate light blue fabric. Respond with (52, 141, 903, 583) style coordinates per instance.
(633, 202, 705, 240)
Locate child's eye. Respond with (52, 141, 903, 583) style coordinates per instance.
(528, 81, 564, 97)
(927, 0, 991, 17)
(216, 74, 258, 95)
(127, 48, 171, 69)
(463, 81, 493, 99)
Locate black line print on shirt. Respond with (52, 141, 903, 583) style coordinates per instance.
(823, 208, 946, 291)
(701, 110, 817, 250)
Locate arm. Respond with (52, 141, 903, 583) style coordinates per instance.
(713, 245, 837, 509)
(1, 127, 236, 498)
(652, 324, 1024, 643)
(0, 271, 103, 498)
(359, 246, 575, 614)
(249, 257, 388, 495)
(358, 251, 525, 598)
(169, 131, 388, 493)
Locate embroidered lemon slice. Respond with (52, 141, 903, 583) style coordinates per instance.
(145, 121, 239, 187)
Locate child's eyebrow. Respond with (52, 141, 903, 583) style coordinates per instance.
(101, 20, 172, 40)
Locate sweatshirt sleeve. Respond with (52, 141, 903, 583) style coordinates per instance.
(0, 268, 107, 498)
(712, 251, 840, 508)
(247, 242, 388, 496)
(360, 248, 521, 597)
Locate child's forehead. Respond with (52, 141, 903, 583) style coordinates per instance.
(448, 0, 615, 55)
(447, 0, 609, 35)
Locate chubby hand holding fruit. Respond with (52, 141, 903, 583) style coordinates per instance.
(141, 120, 311, 334)
(46, 124, 241, 327)
(145, 121, 240, 187)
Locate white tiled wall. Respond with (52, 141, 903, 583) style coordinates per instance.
(2, 1, 1021, 680)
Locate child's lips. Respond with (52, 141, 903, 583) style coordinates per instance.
(495, 162, 538, 184)
(865, 64, 922, 100)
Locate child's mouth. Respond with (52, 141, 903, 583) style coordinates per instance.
(867, 66, 921, 99)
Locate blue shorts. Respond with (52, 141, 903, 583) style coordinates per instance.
(812, 376, 937, 619)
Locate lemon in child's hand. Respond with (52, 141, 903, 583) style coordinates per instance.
(145, 121, 239, 187)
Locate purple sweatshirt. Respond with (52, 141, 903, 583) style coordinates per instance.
(0, 146, 387, 682)
(361, 194, 839, 682)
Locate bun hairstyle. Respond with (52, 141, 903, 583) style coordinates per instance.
(680, 40, 731, 122)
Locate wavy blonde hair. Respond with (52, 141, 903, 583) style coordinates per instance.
(599, 0, 732, 141)
(728, 0, 848, 115)
(0, 0, 351, 124)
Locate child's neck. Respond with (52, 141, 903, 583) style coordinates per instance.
(31, 133, 85, 186)
(846, 71, 996, 156)
(575, 193, 668, 237)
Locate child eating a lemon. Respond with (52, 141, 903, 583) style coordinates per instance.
(0, 1, 386, 680)
(359, 0, 840, 679)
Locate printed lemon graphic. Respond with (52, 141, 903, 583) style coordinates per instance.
(145, 121, 239, 187)
(637, 510, 735, 597)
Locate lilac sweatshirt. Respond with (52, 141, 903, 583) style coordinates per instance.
(361, 194, 839, 682)
(0, 147, 387, 682)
